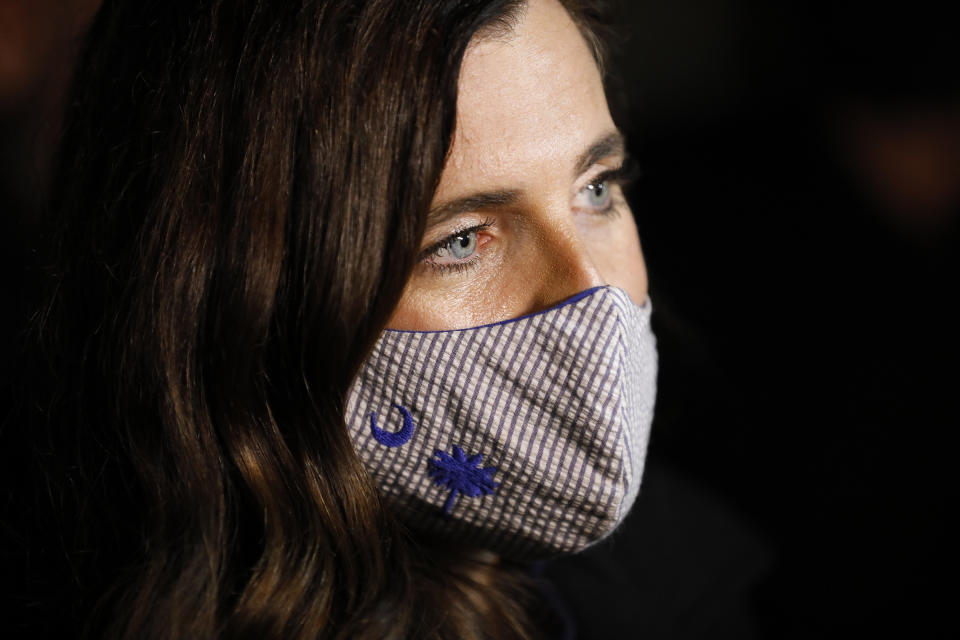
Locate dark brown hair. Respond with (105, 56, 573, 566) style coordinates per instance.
(7, 0, 611, 638)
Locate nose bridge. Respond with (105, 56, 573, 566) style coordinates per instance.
(532, 210, 605, 307)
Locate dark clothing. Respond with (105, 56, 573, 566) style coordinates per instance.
(541, 460, 772, 639)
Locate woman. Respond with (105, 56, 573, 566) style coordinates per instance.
(6, 0, 655, 637)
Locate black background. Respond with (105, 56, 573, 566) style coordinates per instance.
(561, 0, 959, 636)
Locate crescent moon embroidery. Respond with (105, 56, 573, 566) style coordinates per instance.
(369, 404, 416, 447)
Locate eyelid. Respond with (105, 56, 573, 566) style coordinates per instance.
(572, 157, 641, 217)
(581, 156, 641, 191)
(418, 218, 495, 262)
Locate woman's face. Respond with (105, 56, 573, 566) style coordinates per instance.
(389, 0, 648, 330)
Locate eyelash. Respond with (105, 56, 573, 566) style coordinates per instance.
(419, 218, 494, 274)
(581, 158, 640, 216)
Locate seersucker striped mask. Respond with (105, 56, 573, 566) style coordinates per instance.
(345, 286, 657, 560)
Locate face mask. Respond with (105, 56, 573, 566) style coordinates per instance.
(345, 286, 657, 560)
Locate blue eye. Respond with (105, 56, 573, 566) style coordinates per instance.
(420, 221, 492, 273)
(584, 179, 612, 209)
(447, 230, 478, 259)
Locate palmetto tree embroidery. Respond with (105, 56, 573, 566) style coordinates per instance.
(428, 445, 499, 514)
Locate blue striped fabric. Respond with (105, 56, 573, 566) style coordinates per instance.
(346, 286, 657, 559)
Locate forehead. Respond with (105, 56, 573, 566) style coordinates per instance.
(436, 0, 614, 200)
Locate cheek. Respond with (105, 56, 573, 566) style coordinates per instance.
(387, 285, 478, 331)
(586, 213, 649, 304)
(387, 262, 524, 331)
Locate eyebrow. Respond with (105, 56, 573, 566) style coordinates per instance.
(426, 130, 626, 226)
(426, 190, 520, 226)
(573, 131, 625, 179)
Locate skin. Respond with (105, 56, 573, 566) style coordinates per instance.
(389, 0, 648, 330)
